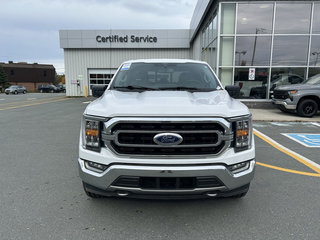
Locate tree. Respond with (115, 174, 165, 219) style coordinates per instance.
(0, 65, 9, 91)
(56, 74, 65, 84)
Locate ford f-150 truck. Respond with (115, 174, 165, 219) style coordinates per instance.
(79, 59, 255, 199)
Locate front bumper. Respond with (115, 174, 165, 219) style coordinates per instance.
(79, 158, 255, 199)
(273, 99, 296, 110)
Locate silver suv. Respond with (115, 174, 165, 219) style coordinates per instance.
(273, 74, 320, 117)
(5, 85, 27, 95)
(79, 59, 255, 199)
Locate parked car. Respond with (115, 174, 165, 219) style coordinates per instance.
(273, 73, 320, 117)
(249, 74, 304, 99)
(56, 84, 66, 92)
(79, 59, 255, 199)
(5, 85, 27, 95)
(38, 84, 60, 93)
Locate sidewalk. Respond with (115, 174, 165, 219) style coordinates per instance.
(250, 108, 320, 122)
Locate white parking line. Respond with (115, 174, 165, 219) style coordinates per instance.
(311, 122, 320, 127)
(82, 101, 92, 104)
(254, 128, 320, 173)
(0, 99, 5, 101)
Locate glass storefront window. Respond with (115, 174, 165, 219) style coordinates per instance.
(237, 3, 273, 34)
(234, 68, 269, 99)
(275, 3, 311, 34)
(221, 3, 236, 34)
(308, 68, 320, 78)
(272, 36, 309, 66)
(220, 37, 234, 66)
(212, 15, 218, 40)
(207, 40, 217, 69)
(219, 68, 233, 86)
(270, 68, 306, 97)
(235, 36, 271, 66)
(209, 21, 213, 43)
(313, 4, 320, 34)
(310, 36, 320, 67)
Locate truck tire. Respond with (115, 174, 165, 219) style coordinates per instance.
(297, 99, 318, 117)
(23, 90, 26, 94)
(40, 89, 43, 93)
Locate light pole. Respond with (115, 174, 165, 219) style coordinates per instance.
(312, 52, 320, 66)
(251, 28, 267, 65)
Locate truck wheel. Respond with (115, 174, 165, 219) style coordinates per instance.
(14, 91, 18, 94)
(50, 89, 54, 93)
(83, 182, 103, 198)
(297, 99, 318, 117)
(23, 90, 26, 94)
(40, 89, 43, 93)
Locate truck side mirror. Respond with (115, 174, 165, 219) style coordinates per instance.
(225, 85, 240, 98)
(91, 85, 108, 97)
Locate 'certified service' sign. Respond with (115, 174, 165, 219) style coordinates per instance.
(96, 35, 157, 43)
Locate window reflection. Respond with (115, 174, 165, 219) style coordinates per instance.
(272, 36, 309, 66)
(313, 4, 320, 34)
(308, 68, 320, 78)
(275, 3, 311, 34)
(270, 68, 306, 97)
(235, 36, 271, 66)
(310, 36, 320, 66)
(234, 68, 269, 99)
(237, 3, 273, 34)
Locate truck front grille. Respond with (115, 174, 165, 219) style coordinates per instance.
(103, 119, 232, 157)
(273, 90, 289, 99)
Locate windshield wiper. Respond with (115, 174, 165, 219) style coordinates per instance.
(113, 85, 158, 91)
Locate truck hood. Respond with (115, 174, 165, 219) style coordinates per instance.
(85, 90, 250, 118)
(275, 83, 317, 91)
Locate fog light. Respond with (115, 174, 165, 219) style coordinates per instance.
(85, 161, 108, 173)
(228, 161, 250, 174)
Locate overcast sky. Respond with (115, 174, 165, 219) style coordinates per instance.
(0, 0, 197, 74)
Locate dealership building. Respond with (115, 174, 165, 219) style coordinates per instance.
(60, 0, 320, 99)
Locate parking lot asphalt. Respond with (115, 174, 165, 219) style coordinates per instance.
(0, 94, 319, 240)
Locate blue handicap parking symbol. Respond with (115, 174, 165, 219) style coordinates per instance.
(282, 133, 320, 147)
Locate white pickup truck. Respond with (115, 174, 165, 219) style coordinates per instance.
(79, 59, 255, 199)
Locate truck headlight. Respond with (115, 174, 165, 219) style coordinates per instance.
(82, 115, 107, 152)
(232, 116, 252, 152)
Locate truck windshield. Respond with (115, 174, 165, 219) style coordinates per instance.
(304, 73, 320, 85)
(110, 63, 220, 91)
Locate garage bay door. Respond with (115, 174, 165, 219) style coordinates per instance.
(88, 69, 116, 95)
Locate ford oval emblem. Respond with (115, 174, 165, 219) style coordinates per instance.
(153, 133, 183, 146)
